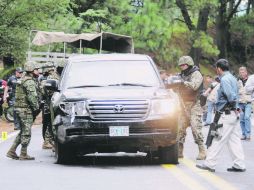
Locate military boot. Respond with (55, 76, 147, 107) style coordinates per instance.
(6, 150, 19, 160)
(19, 146, 35, 160)
(6, 147, 19, 160)
(42, 141, 53, 149)
(178, 143, 184, 158)
(196, 144, 206, 160)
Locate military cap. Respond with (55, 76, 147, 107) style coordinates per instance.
(178, 56, 194, 66)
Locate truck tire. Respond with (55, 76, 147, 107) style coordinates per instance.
(159, 143, 179, 164)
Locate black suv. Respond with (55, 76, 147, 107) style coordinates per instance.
(48, 54, 180, 164)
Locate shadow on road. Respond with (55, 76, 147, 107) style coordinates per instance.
(59, 156, 164, 167)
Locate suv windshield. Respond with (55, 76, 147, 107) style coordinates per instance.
(63, 60, 160, 89)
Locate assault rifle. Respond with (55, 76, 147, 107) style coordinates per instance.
(205, 100, 239, 148)
(205, 111, 223, 148)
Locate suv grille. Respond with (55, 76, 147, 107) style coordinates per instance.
(87, 100, 149, 120)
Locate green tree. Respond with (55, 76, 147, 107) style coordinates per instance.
(230, 12, 254, 63)
(175, 0, 219, 65)
(0, 0, 72, 64)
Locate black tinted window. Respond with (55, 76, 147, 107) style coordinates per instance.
(63, 60, 160, 89)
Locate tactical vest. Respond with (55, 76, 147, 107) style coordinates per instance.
(180, 66, 203, 102)
(14, 76, 34, 110)
(48, 71, 60, 80)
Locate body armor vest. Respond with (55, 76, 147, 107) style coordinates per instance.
(180, 66, 203, 102)
(14, 76, 33, 110)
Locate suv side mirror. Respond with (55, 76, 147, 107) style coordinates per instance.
(45, 79, 59, 92)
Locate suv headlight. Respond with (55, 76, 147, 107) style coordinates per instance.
(59, 101, 88, 116)
(149, 99, 176, 116)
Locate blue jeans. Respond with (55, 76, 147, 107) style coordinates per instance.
(205, 100, 215, 125)
(239, 103, 252, 138)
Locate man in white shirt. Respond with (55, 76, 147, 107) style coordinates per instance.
(239, 67, 252, 140)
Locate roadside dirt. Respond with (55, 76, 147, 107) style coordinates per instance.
(0, 118, 14, 134)
(0, 113, 42, 134)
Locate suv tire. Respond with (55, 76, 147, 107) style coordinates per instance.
(55, 141, 75, 164)
(159, 143, 179, 164)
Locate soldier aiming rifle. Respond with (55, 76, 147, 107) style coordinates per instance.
(167, 56, 206, 160)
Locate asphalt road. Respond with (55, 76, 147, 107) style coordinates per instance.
(0, 120, 254, 190)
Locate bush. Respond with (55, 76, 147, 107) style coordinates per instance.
(0, 67, 16, 80)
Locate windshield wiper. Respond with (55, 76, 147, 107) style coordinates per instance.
(108, 83, 152, 87)
(68, 85, 104, 89)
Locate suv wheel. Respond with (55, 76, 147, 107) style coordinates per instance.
(159, 143, 179, 164)
(55, 141, 75, 164)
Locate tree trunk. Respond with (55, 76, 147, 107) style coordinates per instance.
(216, 17, 228, 58)
(190, 6, 210, 66)
(247, 0, 251, 14)
(175, 0, 195, 31)
(228, 0, 234, 14)
(216, 0, 227, 58)
(216, 0, 242, 58)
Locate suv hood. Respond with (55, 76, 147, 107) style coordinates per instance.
(55, 86, 170, 102)
(68, 86, 167, 99)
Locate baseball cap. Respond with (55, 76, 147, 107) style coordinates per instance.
(16, 67, 24, 73)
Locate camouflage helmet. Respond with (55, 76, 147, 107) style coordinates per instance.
(178, 56, 194, 66)
(42, 62, 55, 73)
(24, 61, 40, 72)
(55, 59, 67, 68)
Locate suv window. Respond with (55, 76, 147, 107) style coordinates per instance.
(62, 60, 160, 89)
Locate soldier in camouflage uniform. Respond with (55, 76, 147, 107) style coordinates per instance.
(40, 62, 60, 149)
(177, 56, 206, 160)
(6, 61, 40, 160)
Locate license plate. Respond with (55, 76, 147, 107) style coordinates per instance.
(109, 126, 129, 137)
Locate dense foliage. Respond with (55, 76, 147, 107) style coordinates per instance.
(0, 0, 254, 72)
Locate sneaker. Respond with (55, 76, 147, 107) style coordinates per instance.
(227, 167, 246, 172)
(196, 164, 215, 172)
(246, 137, 251, 141)
(241, 136, 246, 140)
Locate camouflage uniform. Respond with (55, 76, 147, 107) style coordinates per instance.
(40, 63, 60, 149)
(6, 61, 40, 160)
(177, 56, 206, 160)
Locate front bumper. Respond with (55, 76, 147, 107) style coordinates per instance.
(56, 117, 178, 152)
